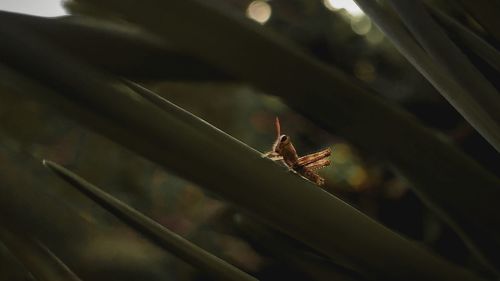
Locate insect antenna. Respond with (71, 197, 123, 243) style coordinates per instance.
(275, 116, 281, 139)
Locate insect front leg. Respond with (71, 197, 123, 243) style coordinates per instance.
(262, 151, 284, 161)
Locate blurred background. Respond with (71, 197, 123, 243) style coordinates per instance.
(1, 0, 499, 280)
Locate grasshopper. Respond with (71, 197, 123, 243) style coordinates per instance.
(263, 117, 331, 186)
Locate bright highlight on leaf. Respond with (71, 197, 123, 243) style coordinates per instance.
(323, 0, 364, 17)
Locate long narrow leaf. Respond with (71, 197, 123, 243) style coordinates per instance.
(0, 143, 90, 247)
(0, 27, 487, 280)
(386, 0, 500, 151)
(351, 0, 500, 270)
(0, 139, 234, 280)
(121, 80, 253, 152)
(43, 160, 257, 281)
(0, 227, 82, 281)
(459, 0, 500, 43)
(428, 5, 500, 73)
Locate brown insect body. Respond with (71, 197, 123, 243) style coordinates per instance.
(272, 135, 298, 167)
(264, 117, 331, 186)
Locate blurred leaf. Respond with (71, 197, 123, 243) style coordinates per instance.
(0, 143, 87, 246)
(0, 26, 486, 280)
(0, 10, 229, 81)
(0, 228, 82, 281)
(428, 5, 500, 73)
(459, 0, 500, 43)
(233, 214, 366, 281)
(385, 0, 500, 152)
(0, 136, 204, 281)
(0, 243, 29, 281)
(351, 0, 500, 271)
(43, 160, 258, 281)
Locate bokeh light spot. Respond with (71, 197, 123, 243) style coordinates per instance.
(246, 1, 272, 25)
(354, 60, 376, 82)
(351, 16, 372, 35)
(366, 29, 385, 44)
(332, 143, 352, 164)
(347, 166, 368, 188)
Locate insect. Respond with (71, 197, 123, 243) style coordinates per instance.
(263, 117, 331, 186)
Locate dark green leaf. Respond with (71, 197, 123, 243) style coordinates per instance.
(459, 0, 500, 43)
(0, 10, 491, 280)
(0, 10, 229, 81)
(428, 6, 500, 73)
(0, 228, 82, 281)
(43, 160, 257, 281)
(385, 0, 500, 152)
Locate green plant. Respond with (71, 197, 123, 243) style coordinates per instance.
(0, 0, 499, 280)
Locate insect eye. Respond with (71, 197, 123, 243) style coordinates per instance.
(280, 135, 289, 142)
